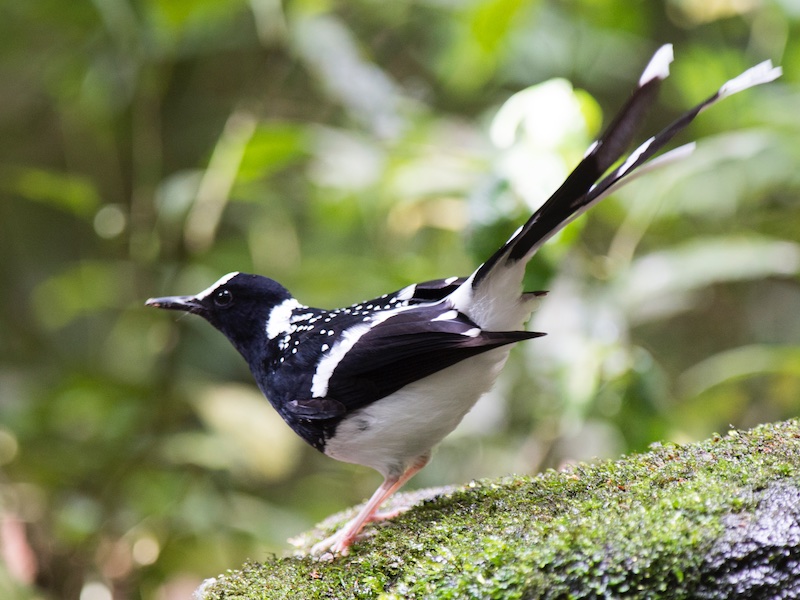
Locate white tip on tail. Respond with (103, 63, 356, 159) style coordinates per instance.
(639, 44, 674, 86)
(719, 61, 782, 99)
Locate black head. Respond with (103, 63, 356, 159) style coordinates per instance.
(146, 272, 293, 358)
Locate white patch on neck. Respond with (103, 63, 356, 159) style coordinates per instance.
(266, 298, 302, 339)
(195, 272, 241, 300)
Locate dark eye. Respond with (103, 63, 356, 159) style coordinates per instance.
(214, 289, 233, 307)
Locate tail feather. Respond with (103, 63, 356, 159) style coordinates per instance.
(585, 59, 780, 207)
(471, 48, 780, 291)
(471, 44, 674, 287)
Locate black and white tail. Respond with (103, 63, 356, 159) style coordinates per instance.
(449, 44, 781, 330)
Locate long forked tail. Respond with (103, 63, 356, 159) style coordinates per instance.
(470, 44, 781, 291)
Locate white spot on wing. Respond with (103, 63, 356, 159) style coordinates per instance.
(291, 313, 314, 323)
(310, 307, 406, 398)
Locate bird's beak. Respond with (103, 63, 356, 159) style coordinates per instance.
(145, 295, 205, 314)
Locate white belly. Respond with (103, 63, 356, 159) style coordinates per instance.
(324, 347, 512, 479)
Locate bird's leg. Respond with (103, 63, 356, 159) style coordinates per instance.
(366, 455, 432, 522)
(311, 455, 429, 557)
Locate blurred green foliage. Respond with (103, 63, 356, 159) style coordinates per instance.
(1, 1, 799, 598)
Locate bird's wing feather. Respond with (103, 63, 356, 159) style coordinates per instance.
(287, 397, 347, 419)
(317, 305, 542, 414)
(405, 278, 469, 302)
(353, 277, 469, 311)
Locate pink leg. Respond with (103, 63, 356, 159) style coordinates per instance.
(311, 455, 429, 557)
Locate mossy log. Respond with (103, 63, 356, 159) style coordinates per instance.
(195, 420, 800, 599)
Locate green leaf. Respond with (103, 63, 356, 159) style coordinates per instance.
(4, 167, 100, 218)
(236, 123, 310, 184)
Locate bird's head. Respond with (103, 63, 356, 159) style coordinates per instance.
(146, 272, 293, 358)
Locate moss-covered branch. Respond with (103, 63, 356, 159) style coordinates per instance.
(195, 420, 800, 599)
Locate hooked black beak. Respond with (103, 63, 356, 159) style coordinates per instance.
(145, 295, 205, 314)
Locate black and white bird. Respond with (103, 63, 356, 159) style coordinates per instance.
(146, 45, 780, 556)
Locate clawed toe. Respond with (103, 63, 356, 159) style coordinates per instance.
(311, 529, 358, 557)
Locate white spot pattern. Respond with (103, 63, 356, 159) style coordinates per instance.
(310, 306, 409, 398)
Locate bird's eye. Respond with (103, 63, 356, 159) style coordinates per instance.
(214, 289, 233, 307)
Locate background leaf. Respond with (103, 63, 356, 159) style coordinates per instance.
(1, 1, 799, 598)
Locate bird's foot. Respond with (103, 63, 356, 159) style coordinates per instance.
(310, 526, 362, 558)
(310, 504, 412, 559)
(310, 502, 413, 558)
(308, 460, 430, 558)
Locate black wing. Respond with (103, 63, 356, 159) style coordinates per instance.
(322, 305, 543, 413)
(280, 283, 544, 423)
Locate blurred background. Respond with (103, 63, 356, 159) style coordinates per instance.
(1, 0, 799, 598)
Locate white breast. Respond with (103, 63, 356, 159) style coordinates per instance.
(324, 346, 512, 479)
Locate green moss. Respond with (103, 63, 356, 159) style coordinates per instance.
(196, 420, 800, 599)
